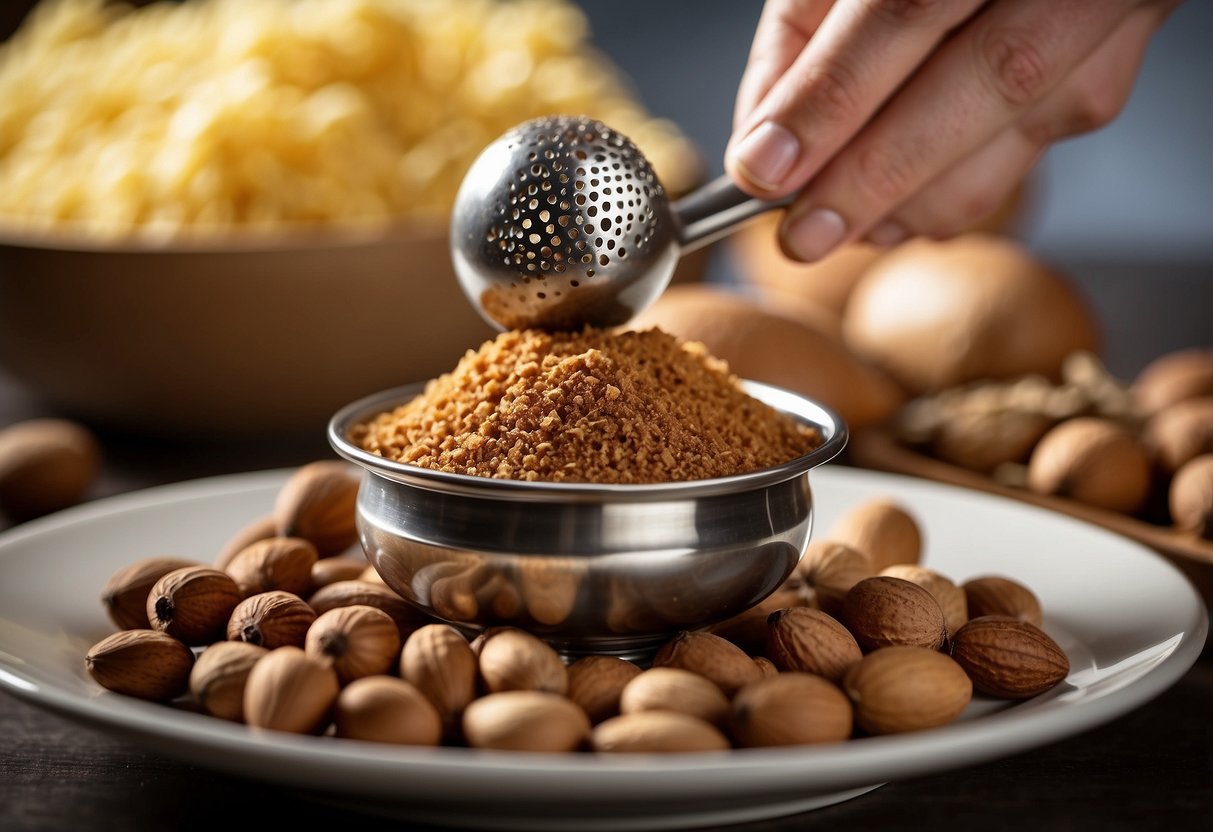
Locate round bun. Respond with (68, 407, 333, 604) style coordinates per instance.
(628, 286, 904, 430)
(731, 216, 884, 316)
(842, 234, 1099, 394)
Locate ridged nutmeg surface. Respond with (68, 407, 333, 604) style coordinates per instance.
(950, 616, 1069, 699)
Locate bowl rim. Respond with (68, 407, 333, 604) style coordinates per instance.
(327, 378, 847, 502)
(0, 216, 446, 254)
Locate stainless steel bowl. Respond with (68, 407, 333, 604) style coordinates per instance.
(328, 380, 846, 660)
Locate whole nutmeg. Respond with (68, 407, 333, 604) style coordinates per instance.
(620, 668, 731, 727)
(731, 673, 853, 747)
(1027, 417, 1151, 512)
(841, 576, 947, 652)
(843, 646, 973, 735)
(652, 631, 762, 696)
(706, 587, 806, 655)
(827, 499, 922, 572)
(880, 565, 968, 637)
(309, 580, 432, 641)
(101, 556, 198, 630)
(1133, 349, 1213, 415)
(225, 537, 318, 598)
(1170, 454, 1213, 539)
(951, 616, 1070, 698)
(1143, 397, 1213, 474)
(566, 655, 642, 724)
(796, 540, 873, 616)
(85, 630, 194, 701)
(478, 628, 567, 695)
(753, 656, 780, 678)
(273, 461, 360, 557)
(0, 418, 100, 520)
(333, 676, 443, 746)
(312, 557, 371, 589)
(214, 515, 276, 571)
(962, 576, 1043, 628)
(400, 624, 478, 724)
(227, 591, 315, 649)
(766, 607, 862, 682)
(243, 646, 339, 734)
(592, 711, 730, 753)
(932, 408, 1053, 473)
(463, 691, 590, 752)
(189, 641, 267, 721)
(305, 605, 401, 686)
(147, 566, 242, 646)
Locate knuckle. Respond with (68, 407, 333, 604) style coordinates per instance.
(978, 28, 1051, 108)
(1022, 88, 1123, 147)
(1074, 87, 1124, 131)
(864, 0, 948, 27)
(853, 145, 915, 205)
(800, 64, 860, 124)
(903, 200, 974, 239)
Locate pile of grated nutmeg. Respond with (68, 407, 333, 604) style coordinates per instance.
(351, 328, 820, 483)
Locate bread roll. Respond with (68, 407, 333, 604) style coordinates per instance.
(842, 234, 1099, 394)
(628, 286, 904, 430)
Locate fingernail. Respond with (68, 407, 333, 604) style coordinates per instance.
(783, 208, 847, 262)
(729, 122, 800, 190)
(866, 220, 909, 248)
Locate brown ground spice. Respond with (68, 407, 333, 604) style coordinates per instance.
(350, 328, 820, 483)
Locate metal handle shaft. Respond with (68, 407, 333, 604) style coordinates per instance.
(671, 174, 794, 254)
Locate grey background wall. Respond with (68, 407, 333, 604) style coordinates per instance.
(573, 0, 1213, 263)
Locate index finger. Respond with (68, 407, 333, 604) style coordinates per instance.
(727, 0, 985, 197)
(733, 0, 834, 132)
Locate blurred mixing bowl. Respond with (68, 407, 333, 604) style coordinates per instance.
(0, 0, 703, 436)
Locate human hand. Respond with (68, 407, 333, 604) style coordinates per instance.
(726, 0, 1180, 262)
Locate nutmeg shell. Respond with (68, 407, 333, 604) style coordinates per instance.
(334, 676, 442, 745)
(766, 607, 862, 682)
(620, 668, 731, 727)
(592, 711, 730, 753)
(566, 655, 642, 724)
(243, 646, 339, 734)
(950, 616, 1069, 698)
(841, 576, 947, 652)
(652, 631, 761, 696)
(732, 673, 853, 747)
(273, 461, 360, 557)
(477, 628, 567, 695)
(86, 630, 194, 701)
(463, 691, 590, 752)
(305, 604, 401, 686)
(101, 556, 198, 631)
(189, 641, 267, 720)
(227, 591, 315, 649)
(147, 566, 242, 646)
(843, 646, 972, 735)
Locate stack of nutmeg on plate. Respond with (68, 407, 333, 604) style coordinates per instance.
(85, 462, 1069, 753)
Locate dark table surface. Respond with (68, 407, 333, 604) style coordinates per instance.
(1, 254, 1210, 831)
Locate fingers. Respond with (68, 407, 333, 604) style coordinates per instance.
(778, 0, 1140, 261)
(733, 0, 833, 133)
(727, 0, 985, 197)
(862, 128, 1042, 246)
(863, 4, 1165, 244)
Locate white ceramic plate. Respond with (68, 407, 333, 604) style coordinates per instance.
(0, 467, 1205, 830)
